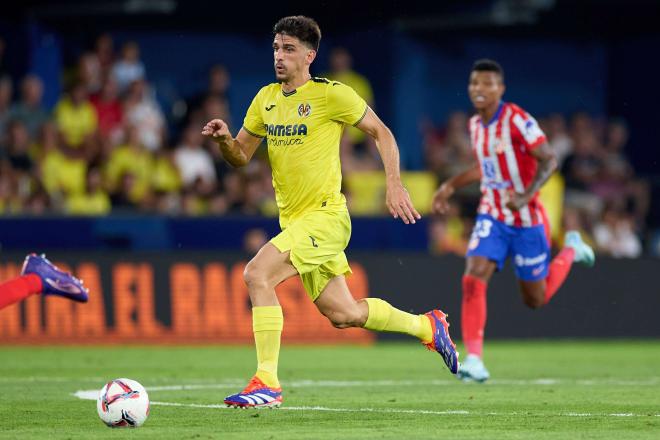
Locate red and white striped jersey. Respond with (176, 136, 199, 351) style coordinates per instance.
(469, 102, 548, 227)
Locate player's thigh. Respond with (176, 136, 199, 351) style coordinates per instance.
(465, 256, 497, 281)
(510, 224, 550, 282)
(518, 279, 546, 309)
(314, 275, 367, 327)
(465, 215, 509, 279)
(244, 242, 298, 288)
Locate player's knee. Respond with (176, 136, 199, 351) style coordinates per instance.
(466, 266, 490, 281)
(522, 294, 545, 309)
(243, 262, 270, 292)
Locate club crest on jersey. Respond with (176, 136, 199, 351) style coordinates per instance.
(298, 102, 311, 117)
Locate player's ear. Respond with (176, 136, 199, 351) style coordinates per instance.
(306, 49, 317, 65)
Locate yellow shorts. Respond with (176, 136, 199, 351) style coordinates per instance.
(271, 209, 352, 301)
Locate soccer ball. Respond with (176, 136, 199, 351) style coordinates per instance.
(97, 378, 150, 428)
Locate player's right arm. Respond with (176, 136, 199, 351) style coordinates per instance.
(202, 120, 261, 168)
(202, 87, 267, 168)
(431, 164, 481, 214)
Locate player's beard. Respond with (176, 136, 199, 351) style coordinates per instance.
(274, 64, 289, 83)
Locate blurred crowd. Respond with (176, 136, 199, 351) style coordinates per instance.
(0, 35, 278, 218)
(0, 35, 655, 256)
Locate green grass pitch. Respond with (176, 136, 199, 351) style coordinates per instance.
(0, 341, 658, 439)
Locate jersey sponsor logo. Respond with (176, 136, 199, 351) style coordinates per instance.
(298, 102, 312, 117)
(309, 236, 319, 248)
(481, 158, 497, 180)
(481, 158, 512, 190)
(514, 253, 548, 267)
(265, 104, 276, 111)
(265, 124, 308, 136)
(484, 180, 512, 190)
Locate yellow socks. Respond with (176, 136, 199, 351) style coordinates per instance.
(252, 306, 283, 388)
(363, 298, 433, 343)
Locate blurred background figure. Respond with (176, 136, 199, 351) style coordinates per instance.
(243, 228, 268, 255)
(111, 41, 145, 94)
(0, 75, 13, 143)
(9, 74, 49, 139)
(324, 47, 379, 174)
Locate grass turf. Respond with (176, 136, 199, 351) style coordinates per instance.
(0, 341, 658, 439)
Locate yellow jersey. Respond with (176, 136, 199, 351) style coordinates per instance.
(323, 70, 374, 144)
(243, 78, 368, 228)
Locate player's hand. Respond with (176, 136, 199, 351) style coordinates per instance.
(201, 119, 231, 142)
(386, 180, 421, 225)
(504, 189, 529, 211)
(431, 183, 454, 214)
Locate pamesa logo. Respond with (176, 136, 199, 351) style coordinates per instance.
(265, 124, 308, 136)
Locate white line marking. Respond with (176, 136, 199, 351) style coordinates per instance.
(72, 388, 660, 418)
(74, 393, 660, 418)
(141, 378, 660, 391)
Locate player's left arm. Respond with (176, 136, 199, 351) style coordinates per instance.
(356, 107, 421, 225)
(505, 141, 557, 211)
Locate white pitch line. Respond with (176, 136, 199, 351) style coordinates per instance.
(74, 393, 660, 418)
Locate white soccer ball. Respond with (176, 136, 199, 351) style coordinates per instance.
(96, 378, 150, 428)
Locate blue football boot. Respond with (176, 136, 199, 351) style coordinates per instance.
(21, 254, 89, 302)
(224, 376, 283, 408)
(423, 310, 460, 374)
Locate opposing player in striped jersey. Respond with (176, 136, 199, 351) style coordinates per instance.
(432, 59, 595, 382)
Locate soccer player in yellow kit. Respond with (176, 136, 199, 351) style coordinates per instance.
(202, 16, 458, 408)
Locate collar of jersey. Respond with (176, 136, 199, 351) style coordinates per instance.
(481, 101, 504, 127)
(280, 79, 312, 97)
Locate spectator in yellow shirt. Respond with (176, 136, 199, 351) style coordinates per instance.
(104, 124, 154, 203)
(54, 81, 98, 154)
(37, 121, 87, 200)
(66, 166, 111, 215)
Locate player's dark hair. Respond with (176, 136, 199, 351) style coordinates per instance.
(273, 16, 321, 51)
(472, 59, 504, 80)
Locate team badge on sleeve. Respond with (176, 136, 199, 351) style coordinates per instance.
(513, 113, 544, 145)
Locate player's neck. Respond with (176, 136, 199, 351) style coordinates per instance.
(477, 101, 502, 124)
(281, 72, 312, 93)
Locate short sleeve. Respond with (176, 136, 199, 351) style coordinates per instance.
(511, 111, 547, 149)
(326, 81, 368, 126)
(242, 89, 266, 138)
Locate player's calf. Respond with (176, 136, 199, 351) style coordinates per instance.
(322, 302, 367, 329)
